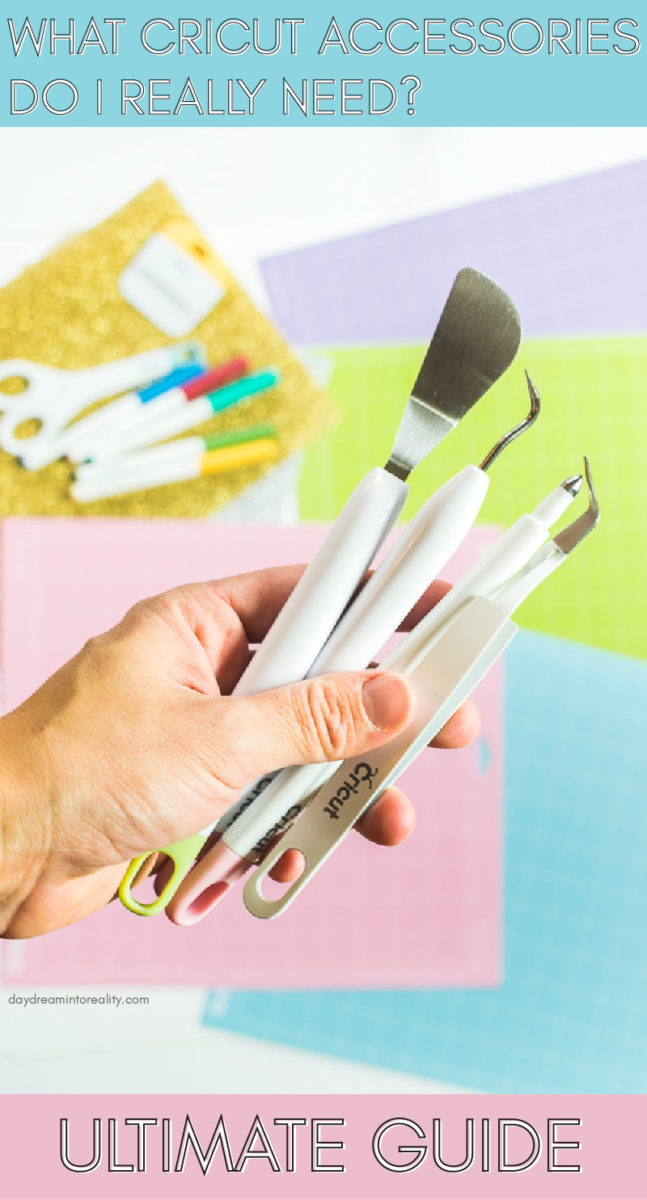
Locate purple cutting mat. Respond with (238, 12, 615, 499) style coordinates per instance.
(261, 159, 647, 344)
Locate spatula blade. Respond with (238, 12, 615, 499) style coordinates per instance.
(388, 268, 521, 479)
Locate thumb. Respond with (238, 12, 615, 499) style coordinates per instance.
(198, 671, 414, 790)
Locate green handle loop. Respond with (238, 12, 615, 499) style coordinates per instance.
(118, 833, 207, 916)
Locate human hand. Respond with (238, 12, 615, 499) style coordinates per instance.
(0, 566, 479, 938)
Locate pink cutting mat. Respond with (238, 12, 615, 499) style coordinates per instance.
(1, 517, 502, 988)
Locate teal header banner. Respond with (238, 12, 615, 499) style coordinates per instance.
(1, 3, 644, 125)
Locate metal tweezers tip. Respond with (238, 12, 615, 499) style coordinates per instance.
(553, 456, 600, 555)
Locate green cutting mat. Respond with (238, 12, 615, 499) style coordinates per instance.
(299, 337, 647, 659)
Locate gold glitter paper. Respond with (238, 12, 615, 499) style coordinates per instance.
(0, 183, 338, 517)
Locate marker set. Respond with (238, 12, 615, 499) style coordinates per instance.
(0, 341, 282, 500)
(71, 424, 278, 504)
(118, 267, 600, 926)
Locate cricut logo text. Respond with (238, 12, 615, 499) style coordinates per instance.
(323, 762, 379, 820)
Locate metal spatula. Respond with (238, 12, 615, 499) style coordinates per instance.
(233, 266, 522, 695)
(387, 267, 522, 479)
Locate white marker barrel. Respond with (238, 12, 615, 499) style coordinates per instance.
(63, 386, 187, 462)
(87, 370, 279, 461)
(72, 442, 201, 502)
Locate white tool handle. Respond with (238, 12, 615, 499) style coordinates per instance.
(244, 596, 517, 918)
(238, 479, 581, 879)
(310, 464, 488, 676)
(197, 479, 537, 850)
(382, 513, 548, 678)
(236, 466, 408, 696)
(2, 343, 197, 467)
(212, 464, 490, 854)
(180, 466, 407, 845)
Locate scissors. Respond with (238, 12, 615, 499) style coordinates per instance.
(0, 340, 205, 470)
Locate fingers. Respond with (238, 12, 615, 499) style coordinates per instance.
(397, 579, 452, 631)
(183, 565, 307, 645)
(193, 670, 414, 791)
(354, 786, 416, 845)
(2, 864, 125, 938)
(138, 569, 480, 761)
(361, 677, 480, 749)
(205, 570, 453, 694)
(430, 699, 480, 749)
(171, 567, 452, 647)
(123, 566, 307, 694)
(212, 567, 451, 641)
(268, 848, 306, 884)
(141, 568, 457, 699)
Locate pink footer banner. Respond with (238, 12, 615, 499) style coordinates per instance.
(0, 1095, 644, 1200)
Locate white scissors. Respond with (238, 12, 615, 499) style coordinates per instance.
(0, 341, 205, 470)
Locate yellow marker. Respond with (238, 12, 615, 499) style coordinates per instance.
(200, 438, 277, 475)
(71, 424, 278, 503)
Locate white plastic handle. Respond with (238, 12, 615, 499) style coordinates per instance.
(164, 466, 487, 926)
(237, 466, 408, 695)
(209, 465, 490, 856)
(244, 596, 517, 919)
(309, 465, 489, 676)
(161, 467, 408, 923)
(1, 343, 199, 466)
(179, 467, 407, 839)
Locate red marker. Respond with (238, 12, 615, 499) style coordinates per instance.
(61, 356, 249, 463)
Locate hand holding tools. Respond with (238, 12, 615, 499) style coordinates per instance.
(243, 460, 600, 919)
(162, 379, 539, 925)
(118, 267, 523, 918)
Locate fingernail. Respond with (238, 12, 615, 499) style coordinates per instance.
(362, 673, 412, 731)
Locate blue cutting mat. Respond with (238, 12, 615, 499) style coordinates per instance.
(203, 632, 647, 1093)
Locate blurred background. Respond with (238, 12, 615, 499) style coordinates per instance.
(0, 127, 645, 1095)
